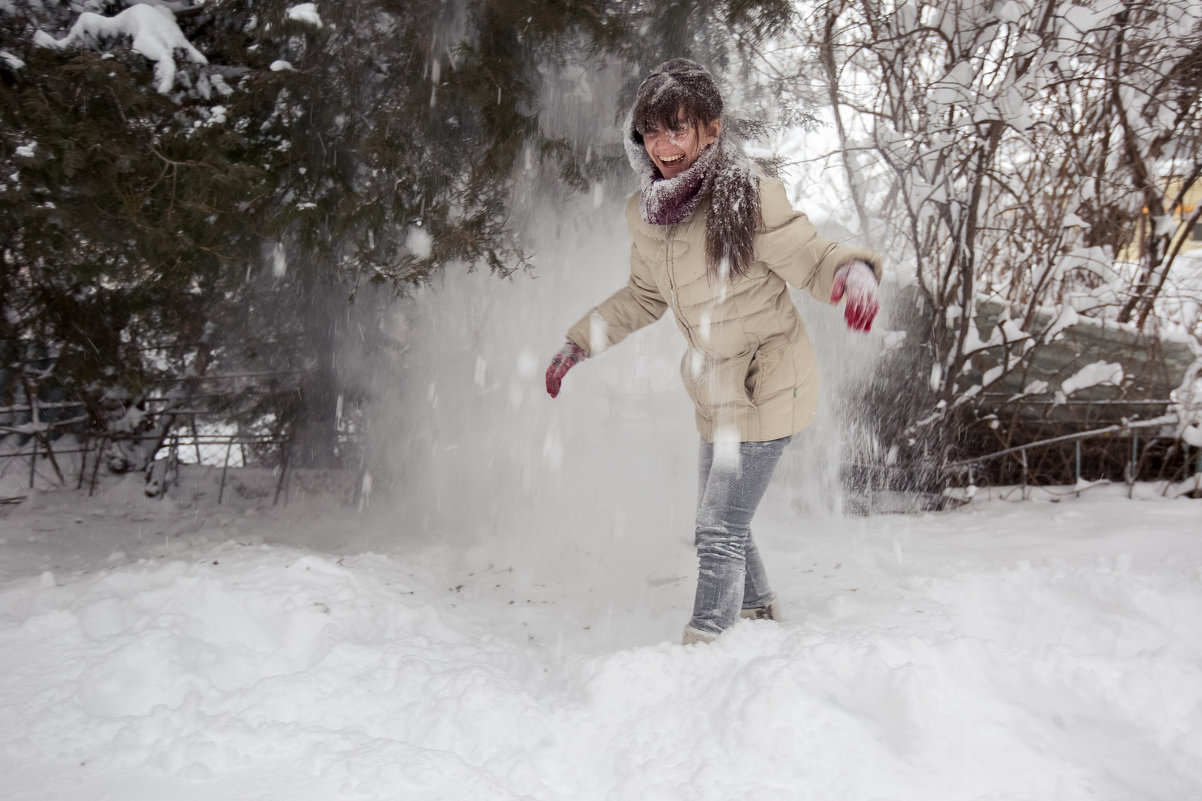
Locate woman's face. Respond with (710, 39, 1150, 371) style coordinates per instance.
(642, 109, 721, 180)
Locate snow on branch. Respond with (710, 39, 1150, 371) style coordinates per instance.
(1060, 361, 1124, 397)
(286, 4, 324, 28)
(34, 5, 207, 94)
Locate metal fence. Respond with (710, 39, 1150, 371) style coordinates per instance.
(3, 390, 1196, 507)
(840, 394, 1200, 511)
(950, 417, 1202, 497)
(0, 370, 316, 504)
(0, 424, 291, 503)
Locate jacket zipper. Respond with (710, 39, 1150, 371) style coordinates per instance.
(665, 224, 696, 346)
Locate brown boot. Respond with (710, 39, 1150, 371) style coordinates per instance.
(739, 599, 781, 621)
(681, 625, 718, 645)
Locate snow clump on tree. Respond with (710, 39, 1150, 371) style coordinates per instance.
(34, 5, 206, 94)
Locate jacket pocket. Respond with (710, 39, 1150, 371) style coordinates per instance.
(745, 343, 792, 405)
(744, 349, 762, 401)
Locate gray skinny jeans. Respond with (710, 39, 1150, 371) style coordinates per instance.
(689, 435, 791, 635)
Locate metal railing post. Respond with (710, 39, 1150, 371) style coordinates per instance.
(88, 437, 105, 496)
(1075, 440, 1082, 497)
(1021, 447, 1029, 500)
(1127, 431, 1138, 497)
(77, 435, 90, 490)
(273, 443, 290, 507)
(218, 439, 233, 505)
(1195, 447, 1202, 495)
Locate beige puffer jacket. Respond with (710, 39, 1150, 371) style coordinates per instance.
(566, 176, 881, 443)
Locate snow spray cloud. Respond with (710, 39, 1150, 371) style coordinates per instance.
(360, 57, 891, 582)
(353, 54, 701, 584)
(360, 203, 699, 587)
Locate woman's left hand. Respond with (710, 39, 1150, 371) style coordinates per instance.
(831, 261, 880, 333)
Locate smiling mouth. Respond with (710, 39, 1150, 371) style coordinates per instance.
(660, 155, 684, 165)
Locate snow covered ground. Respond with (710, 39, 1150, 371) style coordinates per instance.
(2, 470, 1200, 801)
(3, 190, 1201, 801)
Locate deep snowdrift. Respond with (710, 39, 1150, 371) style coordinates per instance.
(2, 472, 1199, 801)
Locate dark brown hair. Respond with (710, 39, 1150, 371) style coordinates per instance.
(630, 59, 761, 280)
(630, 58, 724, 144)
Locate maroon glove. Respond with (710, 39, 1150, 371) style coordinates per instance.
(831, 261, 880, 333)
(545, 341, 587, 398)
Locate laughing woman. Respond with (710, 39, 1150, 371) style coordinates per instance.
(545, 58, 882, 645)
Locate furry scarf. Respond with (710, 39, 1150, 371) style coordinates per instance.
(624, 125, 762, 280)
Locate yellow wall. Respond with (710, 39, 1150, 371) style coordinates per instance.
(1122, 176, 1202, 262)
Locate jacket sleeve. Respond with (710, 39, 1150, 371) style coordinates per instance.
(754, 177, 882, 304)
(565, 243, 667, 356)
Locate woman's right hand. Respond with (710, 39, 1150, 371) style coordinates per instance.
(545, 341, 587, 398)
